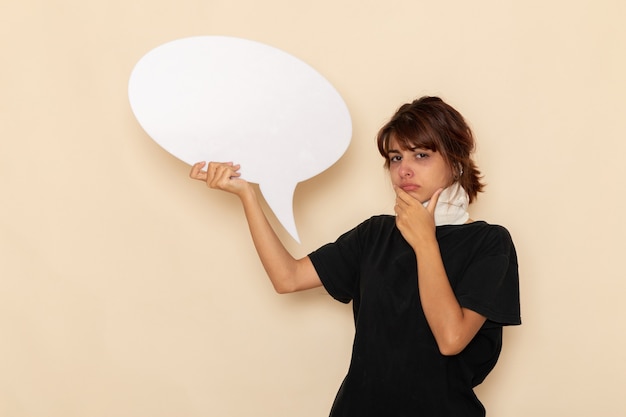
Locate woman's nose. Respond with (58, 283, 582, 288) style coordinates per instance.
(399, 162, 413, 178)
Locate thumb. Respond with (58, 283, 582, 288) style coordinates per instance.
(426, 188, 444, 214)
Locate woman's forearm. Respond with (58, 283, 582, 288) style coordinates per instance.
(239, 188, 321, 294)
(414, 240, 486, 356)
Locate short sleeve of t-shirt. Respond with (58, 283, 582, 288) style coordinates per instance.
(454, 225, 521, 326)
(308, 219, 369, 304)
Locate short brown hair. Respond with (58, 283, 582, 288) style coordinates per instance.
(376, 96, 484, 202)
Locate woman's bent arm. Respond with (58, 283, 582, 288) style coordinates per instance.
(395, 187, 486, 355)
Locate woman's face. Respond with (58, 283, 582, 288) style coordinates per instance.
(388, 136, 453, 203)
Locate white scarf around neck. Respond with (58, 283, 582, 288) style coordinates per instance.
(423, 182, 470, 226)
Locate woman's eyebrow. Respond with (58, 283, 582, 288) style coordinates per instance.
(410, 146, 435, 152)
(390, 147, 421, 152)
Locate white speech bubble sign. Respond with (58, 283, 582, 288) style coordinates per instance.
(128, 36, 352, 242)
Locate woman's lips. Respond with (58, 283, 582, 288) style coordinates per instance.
(400, 183, 419, 192)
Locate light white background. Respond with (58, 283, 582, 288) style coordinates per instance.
(2, 1, 625, 416)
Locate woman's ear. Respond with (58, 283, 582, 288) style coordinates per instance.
(453, 163, 463, 181)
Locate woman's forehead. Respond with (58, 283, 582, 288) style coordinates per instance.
(389, 131, 436, 151)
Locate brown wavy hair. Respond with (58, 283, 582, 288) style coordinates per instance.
(376, 96, 485, 203)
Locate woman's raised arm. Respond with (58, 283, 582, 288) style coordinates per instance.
(189, 161, 322, 294)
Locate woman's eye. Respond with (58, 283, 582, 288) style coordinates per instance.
(416, 152, 428, 159)
(390, 155, 401, 163)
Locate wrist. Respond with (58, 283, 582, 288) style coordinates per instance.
(238, 184, 258, 205)
(412, 236, 439, 258)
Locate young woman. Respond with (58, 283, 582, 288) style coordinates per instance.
(189, 96, 521, 417)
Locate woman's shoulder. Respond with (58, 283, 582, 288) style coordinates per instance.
(469, 221, 514, 241)
(358, 214, 397, 233)
(334, 214, 397, 244)
(446, 220, 511, 236)
(368, 214, 396, 224)
(466, 220, 509, 235)
(346, 214, 395, 230)
(439, 221, 516, 255)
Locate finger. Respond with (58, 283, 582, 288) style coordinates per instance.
(207, 162, 230, 184)
(394, 195, 409, 216)
(189, 161, 207, 180)
(394, 186, 412, 204)
(206, 161, 221, 178)
(209, 163, 241, 188)
(426, 188, 444, 214)
(208, 164, 229, 188)
(228, 166, 241, 179)
(394, 195, 406, 212)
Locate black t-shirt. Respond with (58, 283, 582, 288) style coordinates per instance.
(308, 215, 521, 417)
